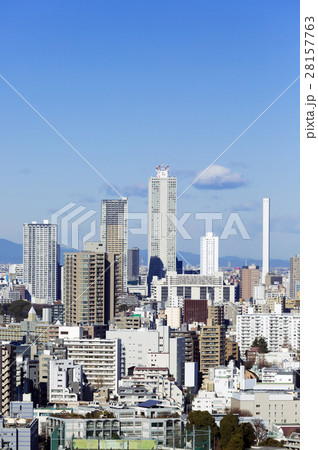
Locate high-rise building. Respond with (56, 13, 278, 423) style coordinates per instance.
(148, 165, 177, 276)
(128, 247, 140, 278)
(64, 243, 120, 325)
(290, 255, 300, 298)
(262, 198, 270, 284)
(200, 232, 219, 275)
(0, 344, 15, 416)
(200, 324, 226, 380)
(239, 264, 260, 300)
(101, 199, 128, 295)
(23, 221, 58, 304)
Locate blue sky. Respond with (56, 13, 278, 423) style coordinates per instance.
(0, 0, 299, 259)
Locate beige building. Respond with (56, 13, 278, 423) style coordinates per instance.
(112, 316, 141, 330)
(165, 307, 182, 329)
(239, 264, 260, 300)
(207, 303, 224, 326)
(231, 390, 300, 431)
(200, 325, 225, 380)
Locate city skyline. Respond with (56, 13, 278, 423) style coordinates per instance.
(0, 1, 299, 259)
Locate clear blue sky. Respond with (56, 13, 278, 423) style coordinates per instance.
(0, 0, 299, 260)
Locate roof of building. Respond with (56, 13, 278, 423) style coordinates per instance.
(137, 400, 162, 408)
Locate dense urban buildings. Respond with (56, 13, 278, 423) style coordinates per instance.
(23, 221, 58, 304)
(0, 172, 300, 449)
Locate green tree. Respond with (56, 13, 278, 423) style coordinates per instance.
(224, 430, 244, 450)
(220, 414, 240, 449)
(241, 422, 256, 448)
(186, 410, 219, 441)
(252, 336, 269, 353)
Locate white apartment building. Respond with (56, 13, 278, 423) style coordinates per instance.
(148, 165, 177, 272)
(151, 271, 229, 303)
(192, 390, 228, 414)
(49, 359, 83, 403)
(236, 313, 300, 355)
(106, 327, 185, 385)
(23, 221, 58, 304)
(184, 362, 198, 391)
(200, 232, 219, 275)
(64, 338, 120, 394)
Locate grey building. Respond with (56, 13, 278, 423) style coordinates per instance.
(128, 247, 140, 278)
(0, 417, 38, 450)
(290, 255, 300, 298)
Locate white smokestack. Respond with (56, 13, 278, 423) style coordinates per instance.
(262, 198, 270, 284)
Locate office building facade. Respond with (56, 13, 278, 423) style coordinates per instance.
(148, 165, 177, 275)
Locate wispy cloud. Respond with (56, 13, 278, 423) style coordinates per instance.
(194, 165, 248, 190)
(231, 200, 258, 212)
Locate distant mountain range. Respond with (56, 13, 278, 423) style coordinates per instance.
(0, 239, 289, 268)
(0, 239, 77, 265)
(139, 249, 289, 269)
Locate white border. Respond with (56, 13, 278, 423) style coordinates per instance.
(301, 0, 318, 448)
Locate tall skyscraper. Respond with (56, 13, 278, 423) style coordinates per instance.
(23, 221, 58, 304)
(200, 232, 219, 275)
(101, 198, 128, 294)
(148, 165, 177, 276)
(128, 247, 140, 278)
(64, 242, 120, 325)
(290, 255, 300, 298)
(262, 197, 270, 284)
